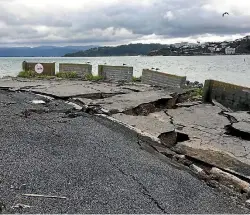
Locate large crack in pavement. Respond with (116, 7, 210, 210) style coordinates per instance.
(220, 111, 250, 141)
(92, 138, 168, 213)
(123, 97, 177, 116)
(225, 124, 250, 141)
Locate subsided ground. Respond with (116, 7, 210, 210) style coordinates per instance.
(0, 89, 249, 213)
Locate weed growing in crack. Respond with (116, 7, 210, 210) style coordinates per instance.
(132, 76, 141, 82)
(56, 72, 78, 79)
(18, 70, 56, 79)
(85, 74, 103, 81)
(18, 70, 37, 78)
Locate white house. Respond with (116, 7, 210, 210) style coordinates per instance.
(173, 42, 188, 48)
(221, 42, 228, 48)
(208, 47, 216, 52)
(225, 47, 236, 55)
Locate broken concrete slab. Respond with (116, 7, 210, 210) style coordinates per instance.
(113, 112, 175, 147)
(167, 104, 229, 133)
(173, 139, 250, 180)
(210, 167, 250, 193)
(231, 122, 250, 135)
(225, 122, 250, 141)
(25, 81, 130, 98)
(223, 111, 250, 123)
(0, 78, 55, 91)
(165, 104, 250, 180)
(84, 91, 173, 115)
(0, 79, 156, 99)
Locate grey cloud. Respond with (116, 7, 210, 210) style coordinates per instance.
(1, 0, 250, 46)
(0, 5, 72, 27)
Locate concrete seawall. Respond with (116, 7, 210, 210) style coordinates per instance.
(203, 79, 250, 111)
(59, 63, 92, 78)
(141, 69, 186, 88)
(22, 61, 56, 76)
(98, 65, 133, 82)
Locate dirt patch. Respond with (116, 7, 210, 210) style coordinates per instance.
(158, 131, 177, 147)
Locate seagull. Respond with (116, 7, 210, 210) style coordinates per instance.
(222, 12, 229, 17)
(151, 67, 155, 70)
(155, 68, 160, 71)
(123, 63, 126, 66)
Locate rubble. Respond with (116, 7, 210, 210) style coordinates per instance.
(210, 167, 250, 193)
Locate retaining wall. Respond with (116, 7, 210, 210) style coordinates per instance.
(141, 69, 186, 88)
(98, 65, 133, 82)
(22, 61, 55, 76)
(59, 63, 92, 77)
(203, 79, 250, 111)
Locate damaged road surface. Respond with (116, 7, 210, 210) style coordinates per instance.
(0, 90, 249, 214)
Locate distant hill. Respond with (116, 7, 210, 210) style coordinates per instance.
(0, 46, 96, 57)
(64, 44, 168, 57)
(147, 36, 250, 56)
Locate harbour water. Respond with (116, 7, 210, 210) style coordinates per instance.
(0, 55, 249, 87)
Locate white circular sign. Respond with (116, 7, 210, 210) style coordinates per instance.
(35, 63, 44, 74)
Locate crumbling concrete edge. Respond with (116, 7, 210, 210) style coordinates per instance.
(96, 113, 250, 205)
(97, 114, 162, 147)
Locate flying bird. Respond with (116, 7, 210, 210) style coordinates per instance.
(222, 12, 229, 17)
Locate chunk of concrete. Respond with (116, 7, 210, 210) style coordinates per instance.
(94, 91, 173, 114)
(224, 111, 250, 123)
(190, 164, 204, 174)
(173, 141, 250, 180)
(232, 122, 250, 135)
(113, 111, 176, 147)
(211, 167, 250, 193)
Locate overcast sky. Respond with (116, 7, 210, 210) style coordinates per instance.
(1, 0, 250, 46)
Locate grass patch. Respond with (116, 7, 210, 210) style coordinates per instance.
(17, 70, 56, 79)
(132, 76, 141, 82)
(56, 72, 78, 79)
(17, 70, 37, 78)
(178, 88, 204, 103)
(192, 88, 203, 97)
(185, 88, 203, 101)
(85, 74, 103, 81)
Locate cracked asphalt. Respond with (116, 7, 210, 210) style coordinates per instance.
(0, 90, 249, 214)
